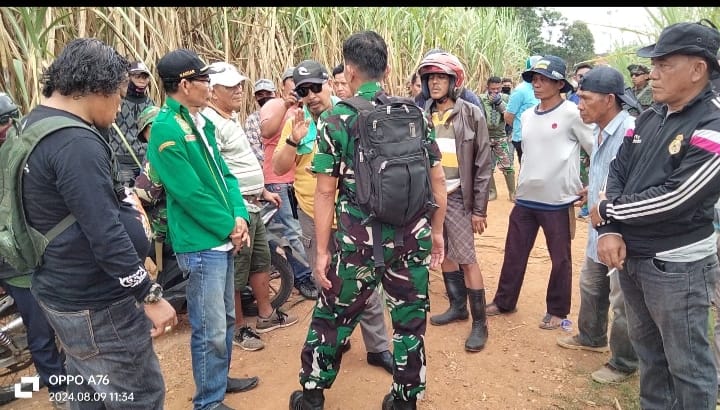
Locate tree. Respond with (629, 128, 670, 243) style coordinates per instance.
(515, 7, 544, 54)
(556, 21, 596, 68)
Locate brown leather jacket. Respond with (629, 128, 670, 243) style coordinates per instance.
(426, 97, 492, 216)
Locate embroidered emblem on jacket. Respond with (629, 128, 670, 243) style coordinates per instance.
(158, 141, 175, 152)
(668, 134, 683, 155)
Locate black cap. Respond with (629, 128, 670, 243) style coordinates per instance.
(292, 60, 329, 88)
(627, 63, 650, 75)
(579, 66, 640, 111)
(521, 55, 573, 94)
(637, 20, 720, 73)
(157, 49, 219, 82)
(129, 61, 151, 75)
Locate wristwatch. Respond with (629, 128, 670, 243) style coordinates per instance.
(143, 282, 163, 304)
(285, 137, 299, 148)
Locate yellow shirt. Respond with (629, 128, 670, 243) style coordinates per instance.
(276, 117, 317, 218)
(276, 118, 339, 230)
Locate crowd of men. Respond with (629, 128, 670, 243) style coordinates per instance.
(0, 18, 720, 410)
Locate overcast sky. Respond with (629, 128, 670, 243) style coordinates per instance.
(551, 7, 659, 54)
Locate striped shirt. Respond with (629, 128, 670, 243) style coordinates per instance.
(586, 110, 634, 263)
(432, 110, 460, 192)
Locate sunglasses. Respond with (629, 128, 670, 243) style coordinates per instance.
(294, 83, 323, 98)
(630, 73, 646, 77)
(0, 110, 19, 126)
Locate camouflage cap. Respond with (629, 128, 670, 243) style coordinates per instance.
(627, 64, 650, 75)
(137, 105, 160, 143)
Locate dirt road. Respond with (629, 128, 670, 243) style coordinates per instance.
(7, 172, 641, 410)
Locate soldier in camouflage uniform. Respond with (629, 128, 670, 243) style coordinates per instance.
(479, 76, 515, 201)
(289, 31, 447, 410)
(134, 105, 173, 280)
(625, 64, 653, 116)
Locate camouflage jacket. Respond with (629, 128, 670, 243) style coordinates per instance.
(134, 159, 169, 244)
(311, 81, 441, 249)
(478, 92, 509, 139)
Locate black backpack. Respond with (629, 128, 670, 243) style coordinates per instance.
(339, 92, 436, 271)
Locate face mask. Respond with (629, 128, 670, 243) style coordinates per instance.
(257, 96, 272, 107)
(501, 86, 512, 94)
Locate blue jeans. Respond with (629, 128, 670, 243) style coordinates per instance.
(620, 255, 719, 409)
(576, 257, 637, 373)
(265, 182, 312, 283)
(177, 250, 235, 410)
(1, 282, 66, 393)
(38, 296, 165, 409)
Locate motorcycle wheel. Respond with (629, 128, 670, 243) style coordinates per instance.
(268, 247, 295, 310)
(0, 295, 36, 405)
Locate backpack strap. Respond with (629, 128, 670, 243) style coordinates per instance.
(44, 214, 77, 242)
(19, 116, 102, 242)
(371, 221, 386, 273)
(337, 96, 374, 113)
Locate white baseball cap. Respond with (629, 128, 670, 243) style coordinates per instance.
(208, 62, 248, 87)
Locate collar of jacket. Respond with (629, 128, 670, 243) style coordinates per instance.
(649, 83, 716, 117)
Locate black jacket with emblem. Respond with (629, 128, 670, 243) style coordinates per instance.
(597, 85, 720, 257)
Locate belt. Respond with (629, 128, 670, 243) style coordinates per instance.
(243, 194, 261, 206)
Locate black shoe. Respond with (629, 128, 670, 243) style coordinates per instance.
(367, 350, 394, 375)
(297, 279, 319, 299)
(340, 341, 351, 354)
(382, 393, 417, 410)
(289, 388, 325, 410)
(226, 376, 259, 393)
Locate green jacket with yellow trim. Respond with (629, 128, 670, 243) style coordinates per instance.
(147, 96, 248, 253)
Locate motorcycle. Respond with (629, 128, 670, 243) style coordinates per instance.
(0, 293, 36, 405)
(155, 201, 295, 316)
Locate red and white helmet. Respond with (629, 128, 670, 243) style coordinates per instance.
(417, 52, 465, 101)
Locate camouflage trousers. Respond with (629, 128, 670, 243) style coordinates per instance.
(490, 136, 514, 173)
(580, 148, 590, 185)
(299, 221, 432, 401)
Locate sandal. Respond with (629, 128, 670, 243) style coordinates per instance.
(539, 313, 564, 330)
(485, 302, 517, 317)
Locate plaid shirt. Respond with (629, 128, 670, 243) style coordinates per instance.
(243, 110, 264, 164)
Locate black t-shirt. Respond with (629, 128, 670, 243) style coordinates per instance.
(22, 105, 151, 311)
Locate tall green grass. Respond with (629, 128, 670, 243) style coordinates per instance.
(0, 7, 531, 117)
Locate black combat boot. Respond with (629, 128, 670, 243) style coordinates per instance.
(289, 388, 325, 410)
(430, 270, 468, 326)
(382, 393, 417, 410)
(465, 288, 489, 352)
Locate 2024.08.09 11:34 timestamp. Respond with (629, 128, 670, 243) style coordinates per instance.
(48, 391, 134, 403)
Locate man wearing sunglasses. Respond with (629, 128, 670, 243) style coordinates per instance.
(148, 49, 259, 410)
(624, 63, 653, 114)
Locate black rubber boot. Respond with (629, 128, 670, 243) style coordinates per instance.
(382, 393, 417, 410)
(465, 288, 489, 352)
(289, 388, 325, 410)
(488, 173, 497, 201)
(430, 270, 468, 326)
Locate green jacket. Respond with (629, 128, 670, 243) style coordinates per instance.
(147, 96, 248, 253)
